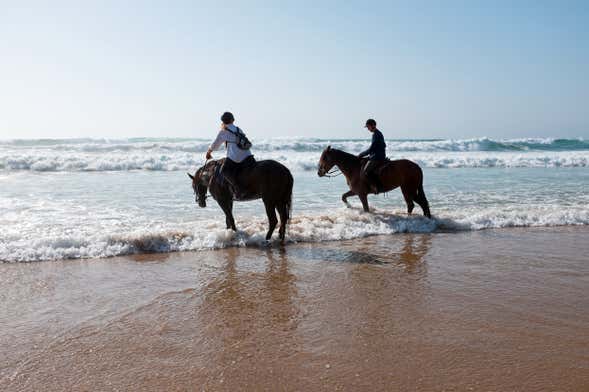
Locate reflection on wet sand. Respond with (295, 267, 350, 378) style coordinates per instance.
(2, 229, 589, 391)
(189, 236, 436, 389)
(289, 233, 431, 266)
(196, 247, 304, 388)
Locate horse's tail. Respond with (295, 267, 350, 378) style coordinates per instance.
(285, 171, 294, 222)
(416, 180, 431, 219)
(417, 181, 426, 201)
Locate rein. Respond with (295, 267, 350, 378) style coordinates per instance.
(201, 158, 211, 177)
(323, 168, 342, 177)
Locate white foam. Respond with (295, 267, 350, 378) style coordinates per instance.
(279, 151, 589, 170)
(1, 149, 588, 172)
(1, 137, 588, 172)
(2, 206, 587, 262)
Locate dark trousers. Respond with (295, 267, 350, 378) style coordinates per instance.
(362, 159, 384, 189)
(221, 156, 255, 191)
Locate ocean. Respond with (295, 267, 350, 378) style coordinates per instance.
(1, 137, 588, 262)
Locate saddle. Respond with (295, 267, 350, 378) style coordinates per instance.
(361, 158, 390, 193)
(360, 157, 390, 167)
(213, 157, 258, 201)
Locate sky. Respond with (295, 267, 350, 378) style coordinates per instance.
(0, 0, 588, 140)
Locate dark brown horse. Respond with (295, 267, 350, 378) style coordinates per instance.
(317, 146, 431, 218)
(188, 158, 293, 241)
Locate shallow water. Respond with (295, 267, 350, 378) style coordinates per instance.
(1, 138, 588, 262)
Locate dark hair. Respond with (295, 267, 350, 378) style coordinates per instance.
(365, 118, 377, 127)
(221, 112, 235, 124)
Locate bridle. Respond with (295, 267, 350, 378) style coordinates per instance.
(319, 151, 342, 177)
(322, 167, 342, 177)
(194, 159, 212, 202)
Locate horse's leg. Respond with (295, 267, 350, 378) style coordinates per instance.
(277, 202, 288, 242)
(219, 198, 236, 230)
(341, 190, 356, 206)
(359, 193, 370, 212)
(401, 185, 415, 215)
(263, 199, 278, 241)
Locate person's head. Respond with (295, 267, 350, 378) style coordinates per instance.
(221, 112, 235, 125)
(365, 119, 377, 132)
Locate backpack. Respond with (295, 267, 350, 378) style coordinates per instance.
(226, 126, 252, 150)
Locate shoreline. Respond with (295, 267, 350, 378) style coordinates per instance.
(3, 223, 589, 264)
(2, 226, 589, 391)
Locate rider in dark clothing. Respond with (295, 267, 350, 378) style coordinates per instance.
(358, 119, 386, 193)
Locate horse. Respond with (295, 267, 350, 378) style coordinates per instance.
(188, 158, 294, 242)
(317, 146, 431, 218)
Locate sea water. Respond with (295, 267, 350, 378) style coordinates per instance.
(1, 137, 588, 262)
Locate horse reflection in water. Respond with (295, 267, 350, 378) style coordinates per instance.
(186, 234, 433, 390)
(288, 233, 431, 271)
(195, 247, 303, 388)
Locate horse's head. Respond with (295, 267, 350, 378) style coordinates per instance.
(317, 145, 335, 177)
(187, 163, 213, 208)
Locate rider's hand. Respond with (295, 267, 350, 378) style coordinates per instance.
(206, 149, 213, 160)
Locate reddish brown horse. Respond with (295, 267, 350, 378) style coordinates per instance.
(317, 146, 431, 218)
(188, 158, 293, 242)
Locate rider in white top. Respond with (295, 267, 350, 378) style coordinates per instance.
(207, 123, 252, 163)
(206, 112, 253, 199)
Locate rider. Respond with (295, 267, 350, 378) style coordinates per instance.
(206, 112, 254, 199)
(358, 118, 386, 193)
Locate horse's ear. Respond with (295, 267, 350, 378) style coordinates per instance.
(326, 145, 331, 151)
(187, 173, 194, 180)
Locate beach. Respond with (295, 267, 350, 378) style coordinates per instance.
(2, 226, 588, 391)
(3, 1, 588, 389)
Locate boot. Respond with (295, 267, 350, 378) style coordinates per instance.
(368, 173, 381, 194)
(222, 170, 242, 200)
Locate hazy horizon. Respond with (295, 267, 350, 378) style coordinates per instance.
(0, 134, 587, 142)
(1, 1, 588, 140)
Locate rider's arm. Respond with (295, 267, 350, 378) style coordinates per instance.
(358, 133, 377, 158)
(209, 130, 230, 151)
(206, 130, 230, 159)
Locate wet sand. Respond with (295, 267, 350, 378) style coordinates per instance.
(1, 227, 588, 391)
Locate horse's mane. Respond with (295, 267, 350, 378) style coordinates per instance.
(195, 159, 223, 184)
(201, 159, 223, 172)
(330, 148, 361, 164)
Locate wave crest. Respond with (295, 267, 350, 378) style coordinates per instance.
(2, 137, 587, 172)
(1, 137, 587, 152)
(2, 206, 587, 262)
(1, 150, 587, 172)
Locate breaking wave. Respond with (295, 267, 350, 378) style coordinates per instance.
(2, 206, 587, 263)
(1, 137, 588, 172)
